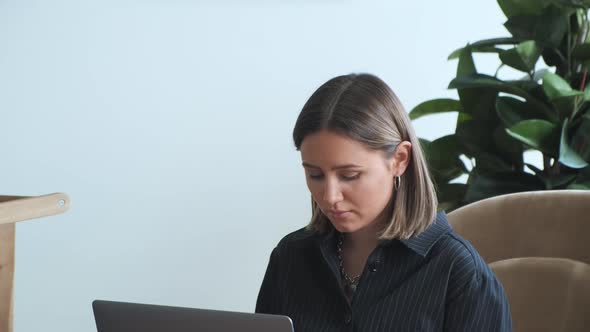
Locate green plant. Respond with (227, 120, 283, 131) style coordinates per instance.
(411, 0, 590, 212)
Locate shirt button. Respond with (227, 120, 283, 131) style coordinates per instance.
(344, 312, 352, 325)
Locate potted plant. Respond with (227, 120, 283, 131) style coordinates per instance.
(411, 0, 590, 211)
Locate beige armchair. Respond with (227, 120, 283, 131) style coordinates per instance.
(447, 190, 590, 332)
(490, 257, 590, 332)
(447, 190, 590, 264)
(0, 193, 70, 332)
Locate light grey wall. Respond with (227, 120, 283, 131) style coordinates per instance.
(0, 0, 506, 331)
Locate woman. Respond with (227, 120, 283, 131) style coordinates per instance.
(255, 73, 512, 331)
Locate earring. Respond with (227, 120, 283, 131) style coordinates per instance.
(394, 176, 401, 190)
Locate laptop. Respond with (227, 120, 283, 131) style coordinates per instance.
(92, 300, 294, 332)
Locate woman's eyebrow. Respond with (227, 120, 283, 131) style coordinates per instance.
(302, 162, 362, 170)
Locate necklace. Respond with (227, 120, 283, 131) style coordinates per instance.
(337, 233, 362, 294)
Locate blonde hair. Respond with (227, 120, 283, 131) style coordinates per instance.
(293, 73, 438, 240)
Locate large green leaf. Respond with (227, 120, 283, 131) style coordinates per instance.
(499, 40, 541, 72)
(493, 125, 525, 169)
(455, 93, 501, 155)
(449, 74, 529, 96)
(456, 120, 493, 157)
(570, 114, 590, 162)
(455, 48, 479, 120)
(498, 0, 523, 17)
(448, 38, 523, 60)
(465, 170, 544, 203)
(525, 162, 577, 188)
(426, 135, 467, 183)
(577, 165, 590, 179)
(448, 46, 504, 60)
(505, 5, 569, 48)
(542, 72, 583, 99)
(496, 97, 525, 127)
(548, 0, 590, 8)
(419, 138, 431, 154)
(449, 74, 555, 121)
(469, 37, 525, 47)
(474, 151, 515, 173)
(409, 99, 462, 120)
(506, 119, 560, 155)
(429, 134, 463, 157)
(567, 182, 590, 189)
(552, 96, 583, 119)
(560, 118, 590, 168)
(457, 112, 473, 122)
(567, 166, 590, 188)
(536, 5, 571, 47)
(504, 15, 537, 40)
(543, 72, 584, 119)
(436, 183, 468, 212)
(509, 79, 542, 93)
(457, 47, 476, 77)
(495, 96, 539, 127)
(584, 86, 590, 102)
(508, 79, 554, 116)
(544, 173, 578, 188)
(498, 0, 551, 17)
(454, 49, 502, 152)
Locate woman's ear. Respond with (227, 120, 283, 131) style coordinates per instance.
(389, 141, 412, 176)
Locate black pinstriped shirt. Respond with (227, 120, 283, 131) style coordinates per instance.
(255, 211, 512, 331)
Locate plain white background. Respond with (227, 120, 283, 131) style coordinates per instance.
(0, 0, 509, 331)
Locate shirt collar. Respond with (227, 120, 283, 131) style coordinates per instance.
(316, 210, 451, 257)
(399, 210, 451, 257)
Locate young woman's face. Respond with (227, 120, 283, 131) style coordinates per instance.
(300, 129, 410, 234)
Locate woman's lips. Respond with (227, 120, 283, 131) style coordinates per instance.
(330, 210, 351, 219)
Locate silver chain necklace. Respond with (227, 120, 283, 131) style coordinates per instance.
(337, 233, 362, 293)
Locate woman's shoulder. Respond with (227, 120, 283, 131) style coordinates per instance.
(437, 231, 487, 270)
(275, 226, 320, 250)
(436, 230, 491, 274)
(433, 230, 497, 295)
(404, 210, 488, 280)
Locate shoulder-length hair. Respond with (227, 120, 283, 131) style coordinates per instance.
(292, 73, 438, 240)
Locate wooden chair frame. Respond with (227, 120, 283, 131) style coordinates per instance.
(0, 193, 70, 332)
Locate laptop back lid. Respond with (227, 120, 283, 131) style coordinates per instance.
(92, 300, 293, 332)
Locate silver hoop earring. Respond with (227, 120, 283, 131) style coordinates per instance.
(394, 176, 401, 190)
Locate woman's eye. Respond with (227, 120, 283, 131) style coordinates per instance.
(306, 172, 360, 181)
(341, 173, 360, 181)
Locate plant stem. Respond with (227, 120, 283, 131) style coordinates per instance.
(568, 16, 572, 79)
(575, 17, 589, 74)
(494, 64, 504, 78)
(554, 49, 568, 63)
(552, 157, 561, 175)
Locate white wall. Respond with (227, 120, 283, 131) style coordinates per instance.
(0, 0, 506, 331)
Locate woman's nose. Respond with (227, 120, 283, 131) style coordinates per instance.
(323, 178, 343, 205)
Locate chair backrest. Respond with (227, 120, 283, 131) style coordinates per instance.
(447, 190, 590, 264)
(490, 257, 590, 332)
